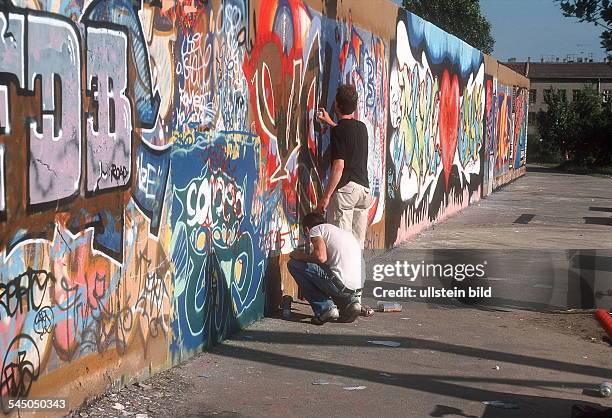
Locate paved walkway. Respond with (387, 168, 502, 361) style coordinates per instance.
(391, 167, 612, 311)
(404, 167, 612, 249)
(74, 168, 612, 418)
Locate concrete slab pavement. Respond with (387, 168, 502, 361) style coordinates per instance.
(398, 167, 612, 249)
(381, 168, 612, 311)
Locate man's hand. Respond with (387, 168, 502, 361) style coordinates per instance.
(316, 195, 330, 214)
(289, 250, 304, 261)
(316, 108, 336, 127)
(317, 158, 343, 214)
(290, 238, 327, 264)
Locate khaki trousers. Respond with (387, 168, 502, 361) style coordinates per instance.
(326, 181, 372, 249)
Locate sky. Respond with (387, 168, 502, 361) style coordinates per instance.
(480, 0, 607, 62)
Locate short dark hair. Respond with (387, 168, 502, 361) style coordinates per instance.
(335, 84, 358, 115)
(302, 212, 325, 230)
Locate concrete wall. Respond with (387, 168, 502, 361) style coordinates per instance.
(483, 58, 530, 193)
(0, 0, 528, 414)
(383, 11, 530, 245)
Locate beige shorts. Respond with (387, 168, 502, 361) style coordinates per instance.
(327, 181, 372, 249)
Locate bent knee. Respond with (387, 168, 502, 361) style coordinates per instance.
(287, 258, 303, 272)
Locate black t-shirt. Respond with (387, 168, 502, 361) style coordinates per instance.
(331, 119, 369, 189)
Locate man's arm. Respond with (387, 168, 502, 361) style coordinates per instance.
(317, 159, 344, 213)
(289, 236, 327, 264)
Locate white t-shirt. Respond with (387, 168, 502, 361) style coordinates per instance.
(309, 223, 363, 291)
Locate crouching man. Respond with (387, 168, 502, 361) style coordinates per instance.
(288, 213, 362, 325)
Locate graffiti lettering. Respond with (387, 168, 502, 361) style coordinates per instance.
(0, 269, 53, 319)
(0, 143, 4, 212)
(27, 15, 82, 207)
(1, 335, 41, 413)
(133, 142, 170, 236)
(86, 26, 132, 193)
(0, 12, 24, 213)
(134, 270, 171, 338)
(385, 11, 485, 247)
(33, 306, 54, 338)
(0, 14, 141, 209)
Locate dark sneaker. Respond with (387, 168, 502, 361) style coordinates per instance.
(338, 301, 362, 323)
(281, 295, 293, 320)
(360, 305, 375, 317)
(311, 307, 339, 325)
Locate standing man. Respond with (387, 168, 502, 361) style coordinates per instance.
(316, 84, 374, 317)
(316, 84, 372, 249)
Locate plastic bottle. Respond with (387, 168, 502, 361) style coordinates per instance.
(600, 382, 612, 397)
(376, 301, 403, 312)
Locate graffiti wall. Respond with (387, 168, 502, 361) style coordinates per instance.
(318, 11, 389, 248)
(385, 10, 486, 247)
(0, 0, 527, 413)
(483, 58, 529, 194)
(0, 0, 270, 411)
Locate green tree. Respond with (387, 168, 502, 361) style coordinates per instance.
(556, 0, 612, 59)
(537, 87, 612, 166)
(403, 0, 495, 54)
(536, 89, 576, 161)
(571, 87, 612, 165)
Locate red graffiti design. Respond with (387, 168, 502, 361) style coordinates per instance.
(439, 69, 460, 190)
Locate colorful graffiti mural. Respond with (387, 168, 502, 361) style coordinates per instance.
(482, 74, 529, 193)
(385, 10, 486, 247)
(169, 131, 265, 353)
(0, 0, 264, 411)
(0, 0, 528, 413)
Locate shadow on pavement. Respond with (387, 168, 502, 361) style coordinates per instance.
(226, 330, 612, 380)
(589, 207, 612, 213)
(431, 404, 478, 418)
(584, 217, 612, 226)
(215, 331, 607, 418)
